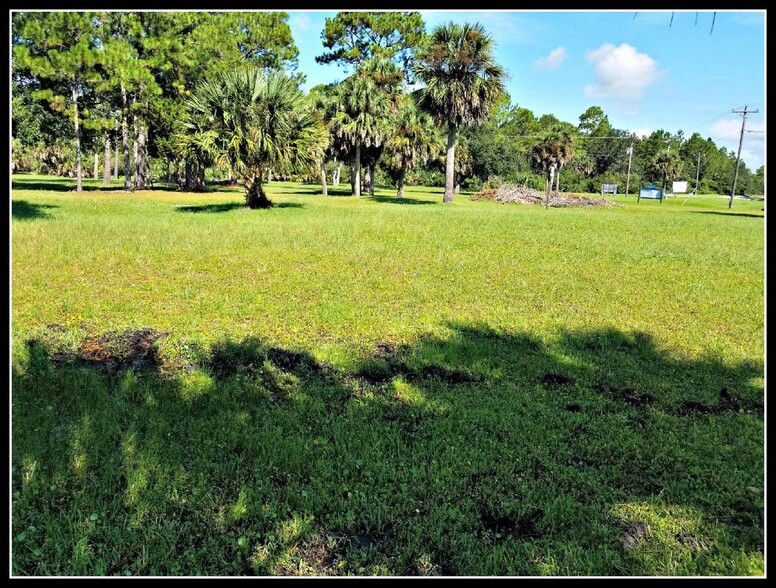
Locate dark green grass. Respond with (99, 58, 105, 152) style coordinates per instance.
(11, 175, 764, 576)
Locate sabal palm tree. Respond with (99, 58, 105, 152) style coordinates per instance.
(554, 131, 576, 192)
(531, 126, 576, 209)
(651, 149, 684, 193)
(385, 101, 440, 198)
(330, 74, 391, 197)
(183, 67, 325, 208)
(309, 84, 339, 196)
(413, 22, 506, 203)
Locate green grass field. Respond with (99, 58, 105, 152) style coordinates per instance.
(11, 174, 765, 576)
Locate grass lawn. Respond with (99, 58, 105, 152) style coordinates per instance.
(11, 173, 765, 576)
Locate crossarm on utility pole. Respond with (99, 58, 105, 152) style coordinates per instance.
(729, 106, 758, 209)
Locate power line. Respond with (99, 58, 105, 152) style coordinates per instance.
(498, 135, 636, 140)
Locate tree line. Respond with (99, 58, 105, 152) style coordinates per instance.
(12, 11, 764, 206)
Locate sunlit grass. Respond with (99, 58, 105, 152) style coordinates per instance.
(11, 174, 764, 576)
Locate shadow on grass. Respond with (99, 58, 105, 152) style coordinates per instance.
(12, 200, 58, 220)
(11, 323, 763, 576)
(175, 203, 246, 214)
(175, 202, 304, 213)
(366, 195, 436, 206)
(690, 211, 764, 219)
(11, 177, 183, 193)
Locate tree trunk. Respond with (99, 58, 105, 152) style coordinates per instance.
(103, 131, 111, 185)
(182, 158, 205, 191)
(245, 171, 273, 208)
(369, 164, 375, 196)
(267, 169, 272, 184)
(364, 165, 371, 196)
(184, 160, 192, 190)
(453, 181, 460, 195)
(133, 116, 147, 190)
(71, 81, 82, 192)
(397, 166, 406, 198)
(113, 140, 118, 180)
(546, 165, 556, 210)
(444, 125, 457, 203)
(320, 160, 328, 196)
(121, 85, 131, 191)
(133, 116, 139, 187)
(353, 142, 361, 197)
(334, 160, 341, 186)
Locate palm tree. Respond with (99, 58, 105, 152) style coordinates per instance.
(651, 149, 684, 193)
(309, 84, 339, 196)
(412, 22, 506, 203)
(554, 130, 576, 192)
(183, 67, 325, 208)
(531, 126, 576, 209)
(330, 74, 391, 197)
(384, 100, 440, 198)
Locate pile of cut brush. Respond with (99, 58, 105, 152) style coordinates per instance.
(472, 184, 623, 207)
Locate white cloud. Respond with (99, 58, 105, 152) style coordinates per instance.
(710, 118, 764, 140)
(628, 128, 652, 138)
(534, 47, 567, 70)
(709, 118, 764, 169)
(290, 13, 312, 33)
(420, 11, 542, 45)
(584, 43, 662, 100)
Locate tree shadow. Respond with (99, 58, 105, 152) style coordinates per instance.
(175, 202, 304, 213)
(12, 177, 190, 194)
(366, 195, 436, 206)
(11, 200, 58, 220)
(175, 203, 246, 214)
(690, 211, 764, 219)
(11, 323, 763, 576)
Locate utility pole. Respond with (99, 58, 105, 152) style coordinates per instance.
(682, 152, 703, 206)
(730, 105, 758, 209)
(694, 152, 702, 193)
(625, 143, 634, 195)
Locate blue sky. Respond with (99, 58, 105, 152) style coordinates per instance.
(288, 9, 765, 171)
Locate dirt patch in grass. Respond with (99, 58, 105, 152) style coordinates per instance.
(677, 389, 761, 416)
(621, 523, 649, 550)
(372, 342, 407, 360)
(406, 364, 485, 384)
(675, 533, 704, 550)
(348, 526, 393, 551)
(541, 373, 575, 388)
(593, 384, 653, 407)
(273, 535, 344, 576)
(620, 387, 654, 407)
(479, 507, 543, 541)
(41, 327, 168, 371)
(356, 359, 485, 386)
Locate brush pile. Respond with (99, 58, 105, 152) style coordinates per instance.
(472, 184, 623, 207)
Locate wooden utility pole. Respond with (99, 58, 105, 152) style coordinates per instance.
(625, 143, 634, 195)
(730, 105, 758, 209)
(682, 152, 704, 206)
(694, 152, 702, 193)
